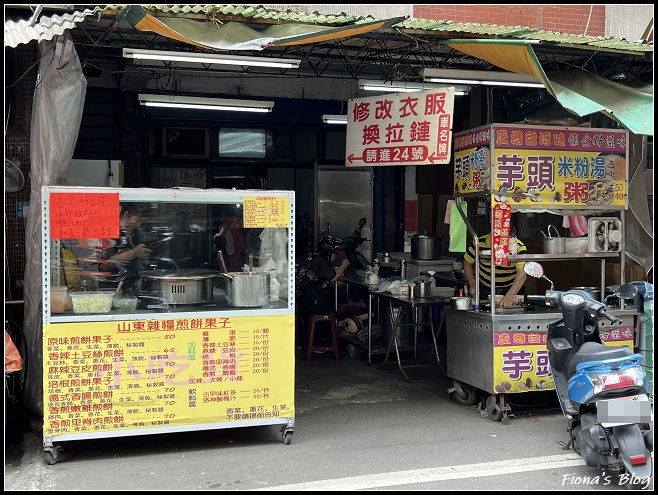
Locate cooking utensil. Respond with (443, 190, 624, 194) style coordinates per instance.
(224, 271, 270, 307)
(415, 279, 433, 298)
(451, 296, 473, 310)
(543, 224, 565, 254)
(140, 269, 219, 305)
(410, 231, 443, 260)
(217, 250, 228, 273)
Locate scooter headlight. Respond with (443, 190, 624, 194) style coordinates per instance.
(588, 367, 645, 394)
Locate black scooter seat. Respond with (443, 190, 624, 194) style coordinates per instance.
(567, 342, 634, 377)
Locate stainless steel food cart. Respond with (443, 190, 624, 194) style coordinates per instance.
(446, 124, 635, 422)
(41, 186, 296, 464)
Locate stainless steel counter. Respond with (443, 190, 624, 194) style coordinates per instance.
(445, 306, 639, 396)
(341, 269, 448, 382)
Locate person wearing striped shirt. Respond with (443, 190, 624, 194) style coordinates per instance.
(463, 228, 527, 308)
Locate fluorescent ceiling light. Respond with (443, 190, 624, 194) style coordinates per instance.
(421, 68, 544, 88)
(322, 114, 347, 124)
(138, 94, 274, 113)
(358, 79, 470, 95)
(124, 48, 301, 69)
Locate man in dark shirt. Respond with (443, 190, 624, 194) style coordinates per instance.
(296, 240, 350, 314)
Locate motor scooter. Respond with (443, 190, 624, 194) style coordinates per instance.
(524, 261, 652, 489)
(320, 217, 370, 270)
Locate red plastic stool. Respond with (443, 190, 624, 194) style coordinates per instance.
(303, 313, 340, 362)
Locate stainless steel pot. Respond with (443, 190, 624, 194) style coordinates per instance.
(223, 272, 271, 307)
(451, 296, 473, 310)
(140, 269, 219, 304)
(415, 279, 433, 298)
(411, 232, 443, 260)
(543, 225, 565, 254)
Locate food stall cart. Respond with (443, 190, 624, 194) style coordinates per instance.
(41, 186, 296, 464)
(446, 124, 637, 423)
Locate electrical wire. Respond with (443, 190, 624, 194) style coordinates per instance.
(5, 44, 54, 89)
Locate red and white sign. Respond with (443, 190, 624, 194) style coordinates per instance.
(345, 88, 455, 167)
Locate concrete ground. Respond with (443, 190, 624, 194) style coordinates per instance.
(4, 339, 653, 491)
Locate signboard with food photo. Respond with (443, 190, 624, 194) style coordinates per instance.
(454, 124, 629, 209)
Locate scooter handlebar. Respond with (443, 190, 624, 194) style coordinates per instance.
(601, 311, 621, 323)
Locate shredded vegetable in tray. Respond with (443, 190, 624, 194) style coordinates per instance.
(70, 292, 114, 313)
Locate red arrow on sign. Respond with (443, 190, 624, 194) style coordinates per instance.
(347, 153, 364, 164)
(428, 152, 439, 164)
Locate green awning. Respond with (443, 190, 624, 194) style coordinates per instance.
(545, 69, 653, 136)
(447, 40, 653, 136)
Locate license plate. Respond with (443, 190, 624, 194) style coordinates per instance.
(597, 396, 652, 425)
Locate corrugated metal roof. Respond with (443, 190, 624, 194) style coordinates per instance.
(5, 4, 652, 56)
(4, 7, 102, 48)
(131, 5, 652, 54)
(398, 18, 653, 54)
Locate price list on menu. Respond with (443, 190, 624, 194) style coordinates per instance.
(43, 315, 295, 437)
(243, 196, 290, 228)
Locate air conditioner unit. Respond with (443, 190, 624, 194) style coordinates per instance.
(588, 217, 623, 253)
(163, 127, 209, 158)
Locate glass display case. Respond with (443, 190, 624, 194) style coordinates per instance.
(40, 186, 297, 463)
(42, 186, 295, 323)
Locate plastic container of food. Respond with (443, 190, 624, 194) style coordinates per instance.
(50, 286, 69, 314)
(112, 295, 138, 311)
(70, 291, 114, 314)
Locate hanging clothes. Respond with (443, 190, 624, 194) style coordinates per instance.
(449, 199, 468, 252)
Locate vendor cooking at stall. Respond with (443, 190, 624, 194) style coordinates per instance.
(463, 224, 527, 308)
(65, 202, 152, 292)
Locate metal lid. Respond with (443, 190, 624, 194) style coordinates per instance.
(412, 231, 442, 239)
(141, 269, 219, 280)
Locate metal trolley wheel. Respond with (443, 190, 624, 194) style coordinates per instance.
(44, 446, 62, 465)
(281, 425, 294, 445)
(451, 381, 478, 407)
(486, 395, 502, 422)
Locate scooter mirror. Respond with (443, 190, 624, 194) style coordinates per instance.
(358, 217, 367, 230)
(523, 261, 544, 278)
(616, 283, 639, 300)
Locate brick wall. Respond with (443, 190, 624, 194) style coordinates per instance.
(413, 5, 606, 36)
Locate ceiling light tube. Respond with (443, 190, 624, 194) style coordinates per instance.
(421, 68, 544, 89)
(124, 48, 300, 69)
(322, 114, 347, 124)
(358, 79, 470, 95)
(138, 94, 274, 113)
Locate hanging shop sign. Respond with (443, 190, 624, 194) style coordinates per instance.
(453, 124, 629, 209)
(345, 88, 455, 167)
(43, 314, 295, 437)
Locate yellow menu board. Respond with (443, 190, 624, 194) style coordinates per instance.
(243, 196, 290, 228)
(43, 314, 294, 437)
